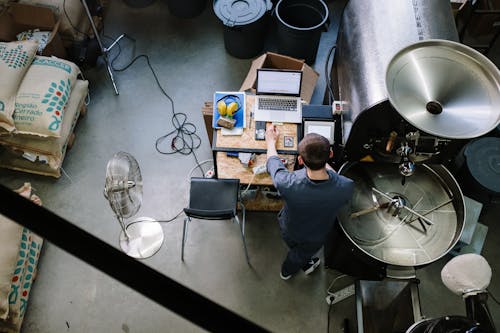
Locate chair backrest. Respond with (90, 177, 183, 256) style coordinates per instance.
(188, 177, 240, 213)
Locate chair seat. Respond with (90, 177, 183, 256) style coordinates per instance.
(182, 177, 250, 264)
(183, 208, 235, 220)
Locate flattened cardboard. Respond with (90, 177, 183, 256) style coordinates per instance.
(240, 52, 319, 104)
(0, 3, 66, 58)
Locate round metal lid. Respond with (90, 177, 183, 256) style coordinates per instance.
(214, 0, 271, 27)
(386, 39, 500, 139)
(464, 137, 500, 193)
(337, 162, 464, 267)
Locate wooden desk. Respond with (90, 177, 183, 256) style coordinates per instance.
(215, 152, 296, 185)
(213, 95, 300, 155)
(212, 95, 299, 211)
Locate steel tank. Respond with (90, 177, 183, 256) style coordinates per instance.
(335, 0, 459, 123)
(329, 0, 500, 277)
(327, 0, 464, 276)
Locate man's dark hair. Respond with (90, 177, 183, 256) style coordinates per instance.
(298, 133, 330, 170)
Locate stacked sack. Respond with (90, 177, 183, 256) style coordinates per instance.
(0, 40, 89, 178)
(0, 183, 44, 333)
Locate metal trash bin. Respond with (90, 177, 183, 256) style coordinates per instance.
(214, 0, 272, 59)
(275, 0, 329, 64)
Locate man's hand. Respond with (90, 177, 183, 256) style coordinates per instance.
(265, 125, 279, 144)
(265, 125, 279, 158)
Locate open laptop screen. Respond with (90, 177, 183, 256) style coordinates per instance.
(256, 69, 302, 96)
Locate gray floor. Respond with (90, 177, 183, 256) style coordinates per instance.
(1, 0, 499, 332)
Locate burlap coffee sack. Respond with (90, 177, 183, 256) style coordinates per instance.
(18, 0, 90, 41)
(0, 145, 62, 177)
(13, 56, 81, 138)
(0, 183, 32, 320)
(1, 80, 88, 164)
(0, 84, 87, 177)
(0, 41, 39, 133)
(0, 219, 22, 321)
(0, 184, 43, 333)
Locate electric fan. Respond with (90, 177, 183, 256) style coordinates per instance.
(104, 151, 164, 259)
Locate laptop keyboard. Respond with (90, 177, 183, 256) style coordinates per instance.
(258, 97, 298, 111)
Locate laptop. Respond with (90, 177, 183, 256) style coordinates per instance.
(254, 69, 303, 123)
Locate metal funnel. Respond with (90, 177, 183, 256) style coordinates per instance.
(386, 39, 500, 139)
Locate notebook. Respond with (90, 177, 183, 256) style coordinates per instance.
(254, 69, 303, 124)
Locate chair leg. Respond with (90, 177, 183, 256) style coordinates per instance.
(181, 216, 189, 261)
(235, 201, 250, 265)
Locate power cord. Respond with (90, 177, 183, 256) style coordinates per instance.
(487, 289, 500, 305)
(324, 44, 337, 105)
(240, 172, 257, 200)
(102, 31, 205, 176)
(96, 34, 208, 227)
(125, 211, 184, 228)
(125, 159, 213, 229)
(187, 159, 214, 180)
(111, 54, 203, 174)
(63, 0, 91, 39)
(326, 274, 350, 333)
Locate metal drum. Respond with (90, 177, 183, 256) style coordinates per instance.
(386, 39, 500, 139)
(335, 0, 459, 123)
(337, 162, 465, 267)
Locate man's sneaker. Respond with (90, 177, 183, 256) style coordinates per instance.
(280, 269, 293, 280)
(303, 257, 321, 275)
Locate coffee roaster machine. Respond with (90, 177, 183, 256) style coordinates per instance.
(324, 0, 500, 331)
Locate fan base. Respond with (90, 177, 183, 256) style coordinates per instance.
(119, 217, 164, 259)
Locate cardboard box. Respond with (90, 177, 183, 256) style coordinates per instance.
(201, 101, 214, 146)
(239, 52, 320, 104)
(0, 3, 66, 59)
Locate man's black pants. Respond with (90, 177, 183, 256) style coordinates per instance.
(280, 229, 322, 276)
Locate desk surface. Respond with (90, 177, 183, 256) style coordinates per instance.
(215, 152, 296, 185)
(213, 95, 300, 154)
(213, 95, 298, 185)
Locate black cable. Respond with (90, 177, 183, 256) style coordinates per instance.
(125, 210, 184, 229)
(0, 184, 269, 333)
(108, 48, 204, 176)
(324, 0, 352, 105)
(103, 34, 123, 68)
(487, 289, 500, 305)
(327, 301, 333, 333)
(324, 44, 337, 105)
(63, 0, 91, 39)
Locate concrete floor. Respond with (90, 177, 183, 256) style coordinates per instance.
(0, 0, 499, 332)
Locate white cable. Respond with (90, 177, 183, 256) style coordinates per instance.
(240, 172, 256, 197)
(327, 274, 349, 295)
(85, 91, 91, 106)
(187, 159, 213, 181)
(60, 167, 73, 184)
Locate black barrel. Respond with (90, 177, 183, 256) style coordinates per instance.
(123, 0, 155, 8)
(275, 0, 328, 64)
(457, 137, 500, 204)
(167, 0, 207, 18)
(214, 0, 272, 59)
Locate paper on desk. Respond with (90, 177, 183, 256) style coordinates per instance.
(221, 127, 244, 135)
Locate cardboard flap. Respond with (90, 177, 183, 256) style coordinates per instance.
(263, 52, 304, 70)
(239, 52, 319, 103)
(240, 53, 267, 92)
(10, 3, 56, 28)
(0, 3, 57, 41)
(300, 64, 319, 104)
(0, 3, 66, 58)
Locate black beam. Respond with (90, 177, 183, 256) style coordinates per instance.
(0, 184, 268, 333)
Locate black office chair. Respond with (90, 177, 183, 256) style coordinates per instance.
(181, 177, 250, 265)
